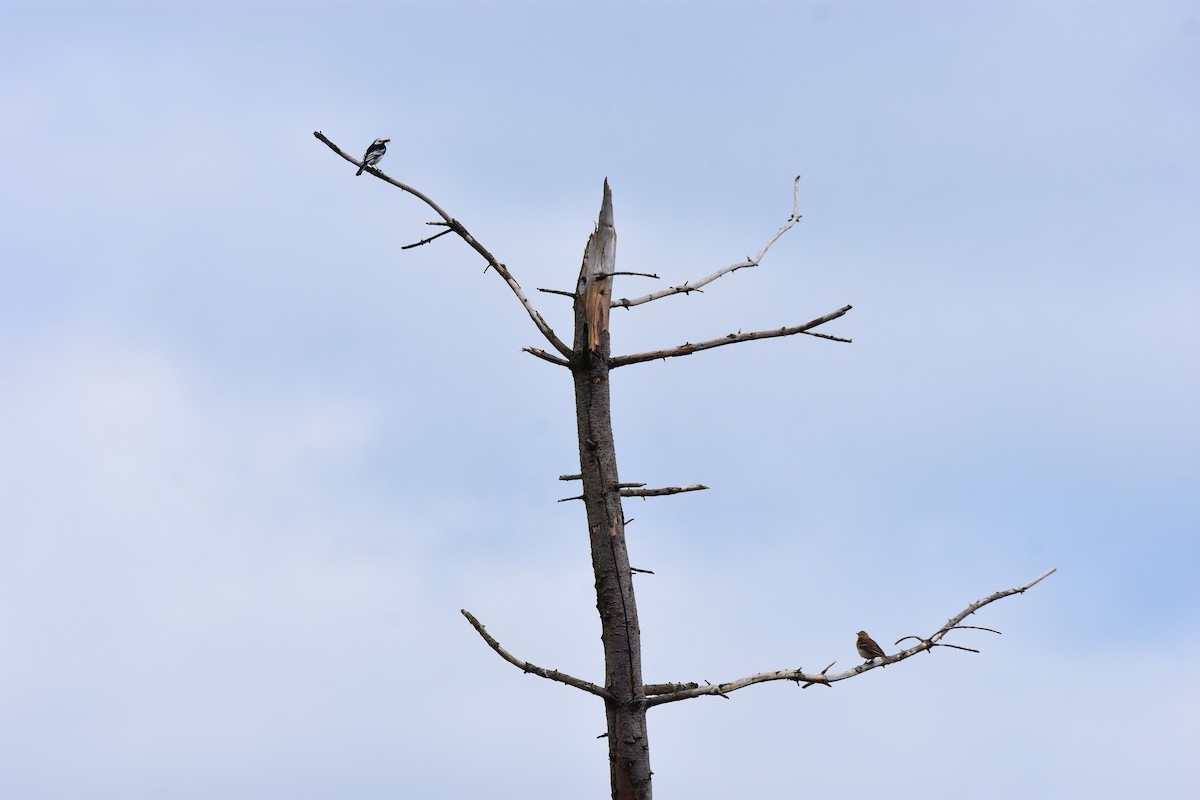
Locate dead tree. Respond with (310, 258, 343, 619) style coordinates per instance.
(314, 131, 1056, 800)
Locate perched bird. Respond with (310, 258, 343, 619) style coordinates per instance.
(856, 631, 887, 664)
(356, 137, 390, 176)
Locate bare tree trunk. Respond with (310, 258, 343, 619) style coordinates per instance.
(571, 182, 651, 800)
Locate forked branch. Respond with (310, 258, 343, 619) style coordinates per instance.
(313, 131, 572, 359)
(644, 567, 1056, 708)
(611, 305, 852, 368)
(613, 176, 805, 309)
(461, 609, 612, 700)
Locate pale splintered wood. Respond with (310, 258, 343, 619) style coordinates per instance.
(579, 179, 616, 352)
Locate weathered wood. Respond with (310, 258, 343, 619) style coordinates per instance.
(620, 484, 708, 498)
(582, 181, 615, 352)
(571, 182, 652, 800)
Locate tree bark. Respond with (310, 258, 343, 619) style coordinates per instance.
(571, 181, 651, 800)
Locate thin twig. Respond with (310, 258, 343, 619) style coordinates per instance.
(537, 287, 577, 298)
(461, 609, 612, 700)
(800, 329, 854, 344)
(313, 131, 572, 359)
(612, 176, 803, 309)
(644, 568, 1057, 708)
(630, 567, 656, 575)
(894, 636, 926, 646)
(611, 305, 852, 368)
(559, 474, 583, 481)
(894, 629, 990, 654)
(523, 347, 571, 367)
(620, 484, 709, 498)
(597, 271, 660, 280)
(401, 227, 454, 250)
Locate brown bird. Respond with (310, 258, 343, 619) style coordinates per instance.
(856, 631, 886, 663)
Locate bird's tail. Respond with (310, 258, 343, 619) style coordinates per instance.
(356, 165, 365, 176)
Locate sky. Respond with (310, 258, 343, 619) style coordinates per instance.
(1, 1, 1198, 798)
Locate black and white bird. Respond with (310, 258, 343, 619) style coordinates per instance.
(356, 138, 390, 176)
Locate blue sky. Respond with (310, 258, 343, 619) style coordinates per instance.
(2, 1, 1198, 798)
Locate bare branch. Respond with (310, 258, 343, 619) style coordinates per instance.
(949, 625, 1003, 635)
(645, 682, 698, 696)
(646, 668, 813, 707)
(705, 680, 731, 700)
(537, 287, 577, 298)
(800, 661, 837, 689)
(561, 482, 710, 504)
(611, 305, 852, 368)
(559, 474, 582, 481)
(313, 131, 572, 359)
(400, 227, 454, 250)
(621, 484, 709, 498)
(644, 568, 1056, 708)
(612, 176, 803, 309)
(522, 347, 571, 367)
(597, 271, 660, 280)
(800, 329, 854, 344)
(461, 609, 612, 700)
(896, 625, 998, 648)
(630, 567, 656, 575)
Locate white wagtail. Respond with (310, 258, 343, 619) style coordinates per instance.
(356, 138, 390, 176)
